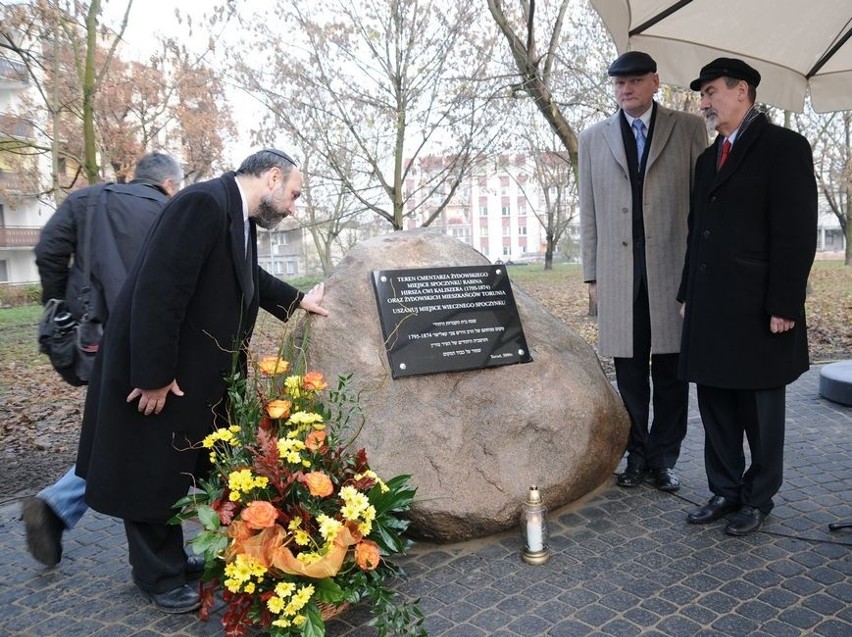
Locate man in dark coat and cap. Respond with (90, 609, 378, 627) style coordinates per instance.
(76, 149, 328, 613)
(678, 59, 817, 536)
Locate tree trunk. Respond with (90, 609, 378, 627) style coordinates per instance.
(82, 0, 101, 183)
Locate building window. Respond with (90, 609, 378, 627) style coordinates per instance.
(286, 261, 296, 275)
(501, 206, 510, 216)
(480, 227, 488, 237)
(502, 246, 511, 256)
(0, 259, 8, 283)
(519, 226, 527, 236)
(502, 225, 511, 237)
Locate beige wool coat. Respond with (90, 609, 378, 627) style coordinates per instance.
(580, 104, 707, 358)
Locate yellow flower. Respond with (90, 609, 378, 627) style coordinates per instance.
(296, 551, 323, 565)
(277, 438, 306, 465)
(284, 375, 303, 397)
(258, 356, 289, 376)
(293, 529, 310, 546)
(275, 581, 296, 597)
(227, 469, 269, 495)
(272, 617, 292, 629)
(317, 514, 342, 542)
(267, 595, 285, 614)
(287, 411, 325, 427)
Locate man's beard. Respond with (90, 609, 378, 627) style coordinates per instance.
(703, 110, 719, 134)
(254, 195, 288, 229)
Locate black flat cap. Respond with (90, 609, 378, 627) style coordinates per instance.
(607, 51, 657, 76)
(690, 57, 761, 90)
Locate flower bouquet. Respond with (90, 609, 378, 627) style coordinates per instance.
(172, 353, 425, 636)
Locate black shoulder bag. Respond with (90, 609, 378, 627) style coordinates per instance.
(38, 186, 105, 386)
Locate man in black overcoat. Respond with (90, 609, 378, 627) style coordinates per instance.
(677, 59, 817, 536)
(76, 150, 328, 612)
(25, 151, 183, 568)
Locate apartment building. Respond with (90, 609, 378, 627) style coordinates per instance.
(0, 56, 44, 285)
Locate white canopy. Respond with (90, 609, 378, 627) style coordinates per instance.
(590, 0, 852, 113)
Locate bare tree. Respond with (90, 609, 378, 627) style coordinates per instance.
(487, 0, 580, 179)
(794, 110, 852, 265)
(236, 0, 506, 231)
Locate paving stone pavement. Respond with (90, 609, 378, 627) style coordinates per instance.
(1, 365, 849, 636)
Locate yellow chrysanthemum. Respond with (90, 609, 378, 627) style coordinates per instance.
(287, 411, 325, 426)
(296, 551, 323, 565)
(316, 514, 343, 542)
(293, 529, 310, 546)
(275, 581, 296, 597)
(267, 595, 285, 614)
(277, 438, 306, 465)
(202, 427, 236, 448)
(272, 617, 292, 629)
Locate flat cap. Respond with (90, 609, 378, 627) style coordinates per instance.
(607, 51, 657, 76)
(690, 57, 761, 90)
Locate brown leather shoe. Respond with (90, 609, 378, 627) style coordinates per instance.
(687, 495, 739, 524)
(21, 497, 65, 567)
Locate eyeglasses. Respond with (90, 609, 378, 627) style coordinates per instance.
(262, 148, 297, 167)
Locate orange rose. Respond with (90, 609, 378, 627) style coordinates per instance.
(267, 399, 292, 420)
(354, 540, 381, 570)
(302, 371, 328, 391)
(305, 430, 327, 452)
(241, 501, 279, 529)
(304, 471, 334, 497)
(258, 356, 289, 376)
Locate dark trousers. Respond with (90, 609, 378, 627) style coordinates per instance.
(696, 384, 786, 514)
(614, 281, 688, 470)
(124, 520, 188, 593)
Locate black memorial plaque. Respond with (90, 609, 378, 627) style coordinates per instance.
(371, 265, 533, 378)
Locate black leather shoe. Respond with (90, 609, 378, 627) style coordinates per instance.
(21, 497, 65, 567)
(725, 506, 767, 536)
(185, 555, 205, 580)
(650, 468, 680, 492)
(616, 462, 647, 488)
(687, 495, 739, 524)
(138, 584, 201, 614)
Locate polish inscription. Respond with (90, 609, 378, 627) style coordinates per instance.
(372, 265, 532, 378)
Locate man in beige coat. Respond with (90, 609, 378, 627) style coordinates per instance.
(580, 51, 706, 491)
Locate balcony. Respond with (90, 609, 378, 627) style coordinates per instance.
(0, 226, 41, 248)
(0, 113, 35, 139)
(0, 58, 28, 86)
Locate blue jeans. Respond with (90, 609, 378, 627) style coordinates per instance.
(38, 465, 88, 529)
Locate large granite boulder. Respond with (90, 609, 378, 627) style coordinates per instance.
(283, 229, 628, 542)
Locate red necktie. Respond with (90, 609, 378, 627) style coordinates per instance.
(718, 139, 731, 169)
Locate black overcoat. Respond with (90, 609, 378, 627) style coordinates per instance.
(76, 173, 303, 522)
(677, 114, 817, 389)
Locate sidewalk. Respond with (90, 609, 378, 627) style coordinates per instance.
(1, 365, 849, 636)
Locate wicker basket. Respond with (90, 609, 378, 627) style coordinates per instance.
(318, 601, 350, 621)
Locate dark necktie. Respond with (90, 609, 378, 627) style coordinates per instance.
(718, 138, 732, 169)
(632, 119, 646, 161)
(244, 222, 254, 301)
